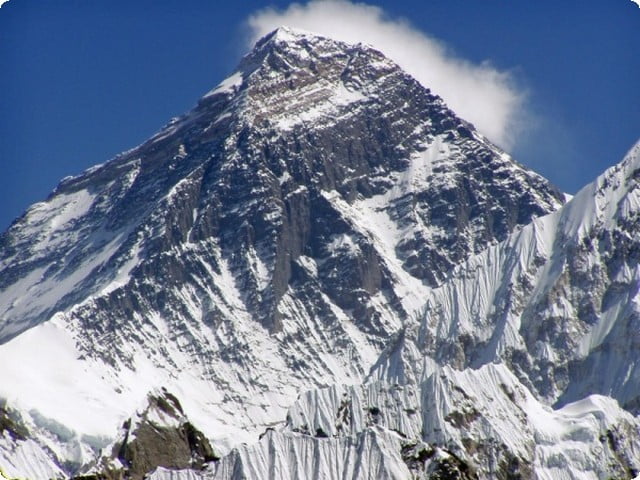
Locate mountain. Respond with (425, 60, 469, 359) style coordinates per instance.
(146, 141, 640, 480)
(0, 27, 637, 479)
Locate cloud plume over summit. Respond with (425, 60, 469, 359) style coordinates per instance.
(247, 0, 527, 150)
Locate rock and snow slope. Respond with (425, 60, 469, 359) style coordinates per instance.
(0, 27, 637, 479)
(146, 141, 640, 480)
(148, 364, 639, 480)
(375, 140, 640, 411)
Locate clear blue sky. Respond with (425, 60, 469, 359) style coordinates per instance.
(0, 0, 638, 231)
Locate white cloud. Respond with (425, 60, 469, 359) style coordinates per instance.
(247, 0, 527, 150)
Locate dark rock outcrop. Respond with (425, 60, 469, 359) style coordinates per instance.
(91, 389, 218, 480)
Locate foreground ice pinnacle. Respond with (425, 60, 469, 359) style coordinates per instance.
(1, 27, 639, 479)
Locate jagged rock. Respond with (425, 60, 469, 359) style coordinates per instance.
(0, 404, 28, 442)
(86, 389, 218, 480)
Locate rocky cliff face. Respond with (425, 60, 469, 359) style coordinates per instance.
(1, 27, 637, 480)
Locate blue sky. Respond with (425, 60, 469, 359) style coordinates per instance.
(0, 0, 638, 231)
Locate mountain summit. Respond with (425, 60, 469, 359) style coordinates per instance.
(1, 28, 638, 479)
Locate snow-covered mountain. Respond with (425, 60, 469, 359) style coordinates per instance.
(375, 140, 640, 411)
(0, 27, 638, 479)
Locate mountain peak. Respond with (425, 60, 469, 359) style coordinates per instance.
(255, 26, 322, 45)
(194, 26, 410, 142)
(252, 25, 368, 52)
(194, 26, 391, 135)
(0, 23, 568, 477)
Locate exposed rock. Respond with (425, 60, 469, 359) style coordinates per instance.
(88, 389, 218, 480)
(0, 404, 28, 442)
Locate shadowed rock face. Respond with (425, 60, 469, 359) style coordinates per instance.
(119, 402, 216, 477)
